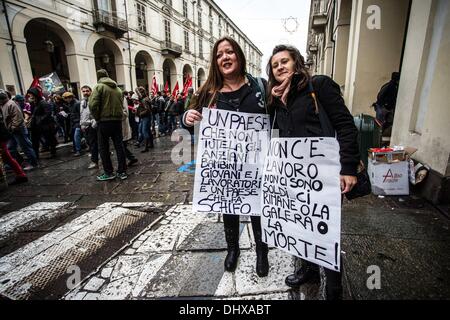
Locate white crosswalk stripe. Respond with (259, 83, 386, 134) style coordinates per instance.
(0, 202, 71, 243)
(64, 204, 295, 300)
(0, 201, 296, 300)
(0, 202, 163, 300)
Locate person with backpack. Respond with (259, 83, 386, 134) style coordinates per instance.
(0, 91, 38, 170)
(183, 36, 270, 278)
(62, 92, 82, 156)
(158, 92, 169, 136)
(165, 95, 177, 133)
(27, 87, 58, 159)
(174, 93, 185, 129)
(266, 44, 360, 300)
(0, 90, 29, 184)
(135, 87, 154, 153)
(372, 72, 400, 134)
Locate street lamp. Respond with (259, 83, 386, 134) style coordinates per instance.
(101, 53, 110, 65)
(44, 40, 55, 53)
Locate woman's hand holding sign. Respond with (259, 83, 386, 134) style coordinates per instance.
(185, 110, 203, 126)
(340, 175, 357, 194)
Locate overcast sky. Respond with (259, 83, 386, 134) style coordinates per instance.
(214, 0, 311, 77)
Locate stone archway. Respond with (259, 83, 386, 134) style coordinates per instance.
(182, 64, 193, 88)
(197, 68, 206, 88)
(93, 38, 124, 83)
(135, 51, 155, 91)
(162, 59, 177, 93)
(24, 18, 76, 92)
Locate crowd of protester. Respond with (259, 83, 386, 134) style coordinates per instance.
(0, 72, 190, 184)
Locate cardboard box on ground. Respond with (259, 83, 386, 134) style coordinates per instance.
(368, 146, 419, 196)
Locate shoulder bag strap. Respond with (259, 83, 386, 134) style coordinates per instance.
(308, 80, 336, 138)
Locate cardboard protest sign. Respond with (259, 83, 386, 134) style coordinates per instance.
(39, 72, 65, 96)
(193, 108, 270, 216)
(261, 138, 342, 271)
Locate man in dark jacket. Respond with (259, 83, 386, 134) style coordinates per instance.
(27, 87, 57, 159)
(372, 72, 400, 133)
(62, 92, 82, 156)
(89, 69, 127, 181)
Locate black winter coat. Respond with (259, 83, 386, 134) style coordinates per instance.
(67, 99, 81, 128)
(270, 75, 359, 176)
(31, 99, 56, 132)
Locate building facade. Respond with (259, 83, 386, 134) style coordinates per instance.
(0, 0, 263, 97)
(306, 0, 449, 204)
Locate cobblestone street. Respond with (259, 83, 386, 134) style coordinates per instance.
(0, 136, 449, 300)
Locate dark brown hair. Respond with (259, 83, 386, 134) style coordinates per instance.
(190, 36, 247, 110)
(135, 86, 148, 98)
(266, 45, 311, 106)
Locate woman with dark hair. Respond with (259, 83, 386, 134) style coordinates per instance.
(266, 44, 360, 299)
(135, 86, 154, 152)
(183, 36, 270, 277)
(27, 87, 58, 159)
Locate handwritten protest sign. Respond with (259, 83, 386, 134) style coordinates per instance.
(193, 108, 270, 216)
(261, 138, 342, 271)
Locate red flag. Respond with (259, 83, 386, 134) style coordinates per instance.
(29, 77, 43, 98)
(151, 75, 158, 96)
(171, 81, 179, 98)
(182, 75, 193, 98)
(163, 81, 169, 94)
(182, 75, 189, 96)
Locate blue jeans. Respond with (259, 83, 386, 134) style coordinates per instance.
(72, 127, 81, 152)
(139, 117, 153, 140)
(168, 115, 177, 132)
(8, 126, 38, 166)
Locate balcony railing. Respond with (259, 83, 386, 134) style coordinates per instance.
(161, 41, 182, 57)
(312, 13, 327, 32)
(93, 9, 128, 38)
(311, 0, 327, 32)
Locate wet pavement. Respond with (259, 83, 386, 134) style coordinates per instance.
(0, 135, 449, 300)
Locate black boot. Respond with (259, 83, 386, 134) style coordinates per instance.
(324, 266, 343, 300)
(255, 244, 269, 277)
(224, 223, 240, 272)
(251, 216, 269, 277)
(285, 260, 320, 288)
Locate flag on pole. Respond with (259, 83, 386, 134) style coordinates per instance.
(163, 81, 169, 94)
(182, 75, 193, 98)
(171, 81, 179, 98)
(151, 75, 158, 96)
(29, 77, 43, 98)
